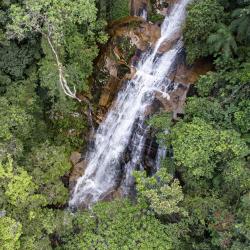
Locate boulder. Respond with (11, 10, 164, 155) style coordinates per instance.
(157, 31, 182, 53)
(70, 152, 81, 166)
(69, 152, 88, 190)
(155, 82, 190, 120)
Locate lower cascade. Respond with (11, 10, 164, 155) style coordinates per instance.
(69, 0, 190, 208)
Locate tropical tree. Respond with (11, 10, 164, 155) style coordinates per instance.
(183, 0, 224, 63)
(231, 3, 250, 42)
(208, 24, 238, 58)
(58, 200, 184, 250)
(7, 0, 107, 102)
(0, 217, 22, 250)
(134, 168, 186, 217)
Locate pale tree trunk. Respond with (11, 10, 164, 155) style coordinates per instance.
(46, 34, 81, 102)
(44, 26, 96, 126)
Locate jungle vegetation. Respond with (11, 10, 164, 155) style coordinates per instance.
(0, 0, 249, 249)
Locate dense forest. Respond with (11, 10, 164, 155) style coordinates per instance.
(0, 0, 249, 249)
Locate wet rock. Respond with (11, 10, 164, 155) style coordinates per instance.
(70, 152, 81, 166)
(95, 16, 162, 122)
(100, 188, 123, 202)
(69, 152, 87, 190)
(174, 59, 213, 85)
(153, 58, 212, 119)
(99, 77, 122, 108)
(130, 22, 161, 50)
(157, 31, 182, 53)
(155, 82, 190, 120)
(105, 57, 118, 78)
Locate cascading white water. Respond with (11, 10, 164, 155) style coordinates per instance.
(120, 118, 149, 196)
(155, 146, 167, 170)
(69, 0, 190, 208)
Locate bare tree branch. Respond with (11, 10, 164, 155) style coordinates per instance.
(45, 26, 81, 102)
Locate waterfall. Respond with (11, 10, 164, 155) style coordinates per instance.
(69, 0, 190, 208)
(155, 146, 167, 170)
(120, 118, 149, 196)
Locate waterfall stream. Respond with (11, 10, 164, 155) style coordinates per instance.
(69, 0, 190, 208)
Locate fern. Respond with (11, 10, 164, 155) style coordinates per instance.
(231, 5, 250, 42)
(207, 24, 238, 58)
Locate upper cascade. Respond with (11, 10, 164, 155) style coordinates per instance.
(69, 0, 191, 208)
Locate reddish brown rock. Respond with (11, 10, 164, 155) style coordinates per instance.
(99, 77, 122, 108)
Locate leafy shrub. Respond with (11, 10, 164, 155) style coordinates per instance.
(111, 0, 129, 20)
(183, 0, 224, 63)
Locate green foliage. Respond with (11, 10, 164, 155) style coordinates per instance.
(208, 24, 238, 59)
(58, 200, 182, 250)
(148, 112, 172, 145)
(172, 118, 248, 178)
(0, 1, 249, 249)
(27, 142, 71, 205)
(96, 0, 130, 21)
(172, 118, 218, 178)
(151, 19, 250, 244)
(148, 13, 165, 23)
(196, 72, 217, 96)
(0, 217, 22, 250)
(231, 3, 250, 42)
(110, 0, 129, 20)
(0, 96, 33, 160)
(0, 157, 61, 250)
(184, 0, 224, 63)
(0, 157, 47, 209)
(0, 39, 40, 80)
(47, 99, 88, 148)
(185, 97, 225, 126)
(234, 100, 250, 134)
(148, 112, 172, 130)
(134, 168, 186, 217)
(7, 0, 98, 43)
(7, 0, 108, 102)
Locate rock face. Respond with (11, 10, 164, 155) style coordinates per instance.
(95, 16, 212, 122)
(95, 17, 161, 120)
(69, 152, 87, 190)
(174, 59, 213, 84)
(130, 22, 161, 49)
(155, 82, 190, 120)
(99, 77, 122, 108)
(153, 58, 212, 119)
